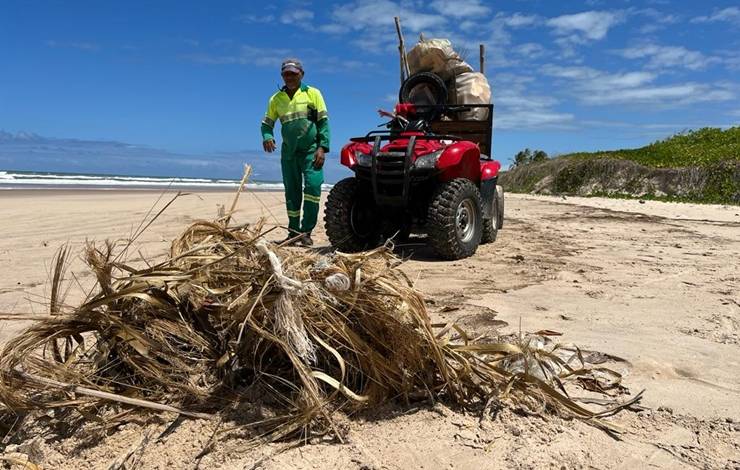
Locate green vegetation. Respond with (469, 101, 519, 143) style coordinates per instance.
(513, 148, 549, 167)
(500, 128, 740, 204)
(564, 127, 740, 168)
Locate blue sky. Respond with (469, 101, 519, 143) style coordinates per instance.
(1, 0, 739, 181)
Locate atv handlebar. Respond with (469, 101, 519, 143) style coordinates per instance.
(353, 132, 465, 142)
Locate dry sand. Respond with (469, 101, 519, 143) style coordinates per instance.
(1, 189, 738, 469)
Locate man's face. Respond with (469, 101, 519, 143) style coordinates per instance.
(281, 70, 303, 90)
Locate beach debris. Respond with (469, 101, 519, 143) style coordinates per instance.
(0, 211, 640, 446)
(407, 38, 473, 81)
(406, 37, 491, 120)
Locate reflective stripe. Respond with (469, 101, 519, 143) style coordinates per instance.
(262, 116, 275, 126)
(280, 111, 308, 124)
(287, 210, 301, 217)
(317, 110, 328, 120)
(303, 193, 321, 204)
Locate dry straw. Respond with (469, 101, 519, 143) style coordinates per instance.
(0, 180, 640, 444)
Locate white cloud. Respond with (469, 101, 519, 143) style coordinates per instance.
(317, 1, 448, 53)
(430, 0, 490, 18)
(633, 7, 679, 30)
(326, 0, 446, 33)
(501, 13, 540, 28)
(183, 45, 289, 67)
(479, 13, 542, 67)
(232, 45, 287, 67)
(474, 15, 521, 68)
(317, 23, 344, 34)
(542, 65, 656, 87)
(45, 40, 100, 51)
(494, 95, 575, 129)
(616, 44, 716, 70)
(304, 56, 369, 73)
(492, 74, 575, 130)
(348, 34, 397, 54)
(541, 64, 735, 106)
(513, 43, 546, 59)
(400, 12, 448, 32)
(280, 9, 314, 25)
(182, 45, 372, 74)
(496, 109, 575, 129)
(547, 10, 624, 42)
(719, 51, 740, 70)
(691, 7, 740, 24)
(638, 23, 668, 34)
(238, 14, 275, 23)
(582, 84, 733, 106)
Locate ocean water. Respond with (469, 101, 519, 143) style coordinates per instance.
(0, 170, 305, 191)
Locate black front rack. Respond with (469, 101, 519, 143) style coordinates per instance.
(351, 134, 449, 206)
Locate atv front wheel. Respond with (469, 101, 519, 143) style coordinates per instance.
(324, 177, 379, 252)
(427, 178, 483, 260)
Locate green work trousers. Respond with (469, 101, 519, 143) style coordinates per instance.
(281, 148, 323, 235)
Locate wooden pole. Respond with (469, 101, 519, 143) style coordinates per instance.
(394, 17, 409, 84)
(479, 44, 485, 76)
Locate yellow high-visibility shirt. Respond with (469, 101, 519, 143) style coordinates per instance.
(260, 84, 330, 156)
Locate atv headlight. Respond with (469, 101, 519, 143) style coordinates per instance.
(355, 150, 372, 167)
(413, 150, 443, 170)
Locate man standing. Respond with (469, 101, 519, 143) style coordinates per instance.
(261, 58, 330, 246)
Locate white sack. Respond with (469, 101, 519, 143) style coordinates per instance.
(453, 72, 491, 120)
(407, 38, 473, 80)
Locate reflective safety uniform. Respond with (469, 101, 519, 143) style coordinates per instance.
(260, 83, 330, 235)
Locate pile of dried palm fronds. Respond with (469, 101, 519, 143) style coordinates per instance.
(0, 214, 640, 443)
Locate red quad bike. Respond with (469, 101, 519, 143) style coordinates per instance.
(324, 72, 504, 260)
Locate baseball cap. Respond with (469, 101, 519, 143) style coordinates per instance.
(281, 58, 303, 73)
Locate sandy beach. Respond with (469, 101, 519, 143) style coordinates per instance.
(1, 189, 738, 469)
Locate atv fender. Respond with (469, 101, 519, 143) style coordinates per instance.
(340, 142, 373, 169)
(437, 141, 480, 182)
(480, 160, 501, 180)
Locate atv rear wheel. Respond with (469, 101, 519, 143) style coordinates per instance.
(482, 185, 504, 244)
(495, 185, 505, 229)
(325, 177, 379, 252)
(427, 178, 483, 260)
(481, 218, 497, 243)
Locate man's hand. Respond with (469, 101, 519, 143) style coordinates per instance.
(263, 139, 276, 153)
(313, 147, 325, 169)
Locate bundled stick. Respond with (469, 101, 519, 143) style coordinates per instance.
(0, 214, 638, 443)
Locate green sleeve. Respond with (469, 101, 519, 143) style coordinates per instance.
(316, 119, 330, 152)
(260, 97, 278, 142)
(310, 88, 330, 152)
